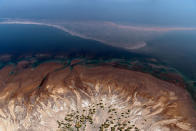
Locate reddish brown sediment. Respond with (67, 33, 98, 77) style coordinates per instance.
(0, 62, 195, 130)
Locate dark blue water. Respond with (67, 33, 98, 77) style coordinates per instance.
(0, 24, 143, 59)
